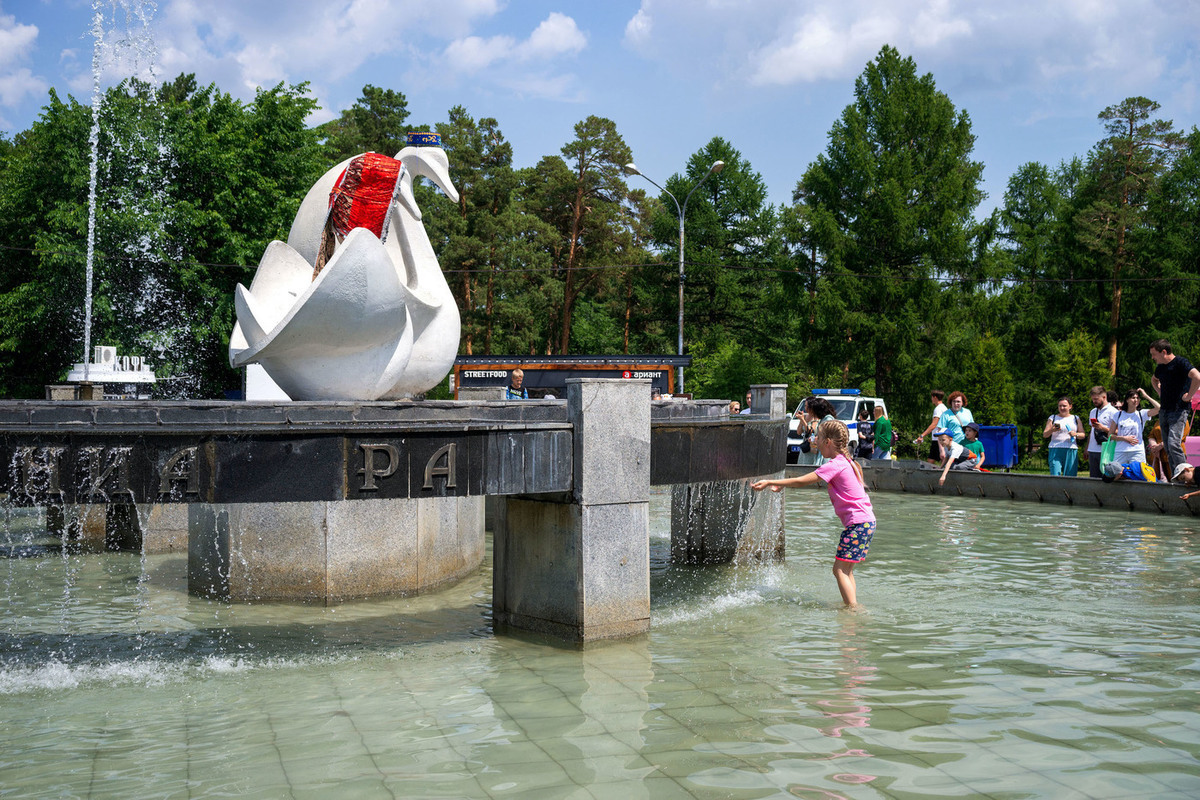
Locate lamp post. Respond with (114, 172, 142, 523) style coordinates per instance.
(624, 159, 724, 395)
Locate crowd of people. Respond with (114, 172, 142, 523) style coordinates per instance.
(1043, 340, 1198, 492)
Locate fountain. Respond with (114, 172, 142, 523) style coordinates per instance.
(2, 6, 1198, 795)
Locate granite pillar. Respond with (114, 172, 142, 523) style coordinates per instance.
(749, 383, 788, 418)
(493, 378, 651, 643)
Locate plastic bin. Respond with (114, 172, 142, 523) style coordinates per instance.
(977, 425, 1018, 470)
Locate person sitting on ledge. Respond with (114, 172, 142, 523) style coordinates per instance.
(932, 427, 979, 486)
(1102, 461, 1157, 483)
(962, 422, 986, 470)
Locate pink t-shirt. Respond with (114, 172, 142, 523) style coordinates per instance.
(815, 455, 875, 527)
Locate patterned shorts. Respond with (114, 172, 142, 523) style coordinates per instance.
(836, 521, 875, 563)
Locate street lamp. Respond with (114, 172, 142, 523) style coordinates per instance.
(624, 159, 724, 396)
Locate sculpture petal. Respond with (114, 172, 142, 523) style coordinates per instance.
(233, 229, 413, 400)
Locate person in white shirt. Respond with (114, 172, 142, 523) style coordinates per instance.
(917, 390, 948, 464)
(1043, 396, 1086, 476)
(1086, 386, 1118, 478)
(1107, 388, 1160, 465)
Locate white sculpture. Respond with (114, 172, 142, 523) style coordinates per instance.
(229, 138, 461, 401)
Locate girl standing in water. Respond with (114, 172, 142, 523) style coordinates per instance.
(752, 419, 876, 609)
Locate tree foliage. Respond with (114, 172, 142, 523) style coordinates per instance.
(0, 75, 325, 397)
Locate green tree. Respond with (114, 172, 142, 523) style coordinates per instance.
(0, 75, 326, 398)
(1075, 97, 1183, 375)
(643, 137, 787, 396)
(958, 334, 1016, 424)
(526, 116, 633, 354)
(793, 45, 986, 426)
(1044, 330, 1112, 415)
(318, 84, 410, 163)
(425, 106, 557, 356)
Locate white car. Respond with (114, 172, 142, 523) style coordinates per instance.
(787, 389, 889, 465)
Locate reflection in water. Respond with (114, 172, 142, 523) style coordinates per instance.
(805, 614, 877, 791)
(475, 639, 655, 799)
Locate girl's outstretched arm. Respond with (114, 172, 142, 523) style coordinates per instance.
(752, 472, 822, 492)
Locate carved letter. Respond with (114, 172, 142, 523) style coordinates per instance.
(17, 446, 65, 499)
(82, 446, 133, 499)
(423, 443, 457, 490)
(158, 447, 200, 497)
(359, 443, 399, 491)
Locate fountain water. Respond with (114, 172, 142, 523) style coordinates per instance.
(81, 0, 158, 384)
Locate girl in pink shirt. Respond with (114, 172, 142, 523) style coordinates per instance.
(753, 419, 876, 608)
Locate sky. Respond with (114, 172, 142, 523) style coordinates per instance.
(2, 0, 1198, 217)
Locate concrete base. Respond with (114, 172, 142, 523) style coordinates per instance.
(46, 504, 106, 551)
(493, 496, 650, 643)
(45, 503, 190, 554)
(670, 474, 785, 564)
(492, 379, 653, 644)
(188, 496, 485, 602)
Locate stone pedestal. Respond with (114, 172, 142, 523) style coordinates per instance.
(749, 384, 788, 417)
(188, 496, 485, 603)
(457, 386, 504, 401)
(493, 379, 651, 643)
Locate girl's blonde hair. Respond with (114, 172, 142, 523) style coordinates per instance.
(818, 418, 854, 461)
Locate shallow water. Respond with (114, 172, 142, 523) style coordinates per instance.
(1, 491, 1198, 799)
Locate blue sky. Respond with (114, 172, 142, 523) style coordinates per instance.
(2, 0, 1198, 217)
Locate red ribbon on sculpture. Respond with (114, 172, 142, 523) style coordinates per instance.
(312, 152, 405, 278)
(327, 152, 404, 239)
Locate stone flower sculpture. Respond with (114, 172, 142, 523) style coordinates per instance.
(229, 134, 461, 400)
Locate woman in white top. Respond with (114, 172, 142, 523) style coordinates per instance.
(1042, 396, 1086, 476)
(1107, 388, 1160, 465)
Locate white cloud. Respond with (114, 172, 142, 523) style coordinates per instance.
(437, 12, 588, 100)
(0, 11, 37, 68)
(621, 0, 1199, 112)
(520, 12, 586, 60)
(444, 34, 516, 73)
(444, 12, 587, 72)
(151, 0, 503, 96)
(625, 9, 651, 45)
(0, 67, 46, 108)
(0, 11, 45, 110)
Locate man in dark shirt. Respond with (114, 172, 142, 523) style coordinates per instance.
(1150, 339, 1200, 480)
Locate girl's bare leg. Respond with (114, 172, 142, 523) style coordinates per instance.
(833, 560, 859, 607)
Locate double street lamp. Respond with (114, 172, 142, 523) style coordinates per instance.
(623, 159, 724, 396)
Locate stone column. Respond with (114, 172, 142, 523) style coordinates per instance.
(750, 383, 788, 417)
(671, 384, 787, 565)
(493, 378, 650, 643)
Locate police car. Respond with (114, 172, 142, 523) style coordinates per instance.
(787, 389, 889, 465)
